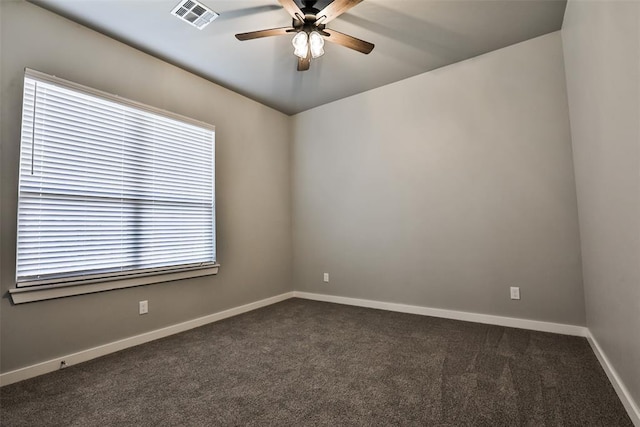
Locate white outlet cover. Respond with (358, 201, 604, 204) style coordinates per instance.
(323, 273, 329, 283)
(510, 287, 521, 300)
(139, 300, 149, 314)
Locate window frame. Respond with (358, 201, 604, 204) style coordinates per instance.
(10, 69, 219, 304)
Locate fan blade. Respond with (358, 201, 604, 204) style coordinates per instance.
(323, 29, 374, 54)
(278, 0, 304, 20)
(298, 51, 311, 71)
(316, 0, 363, 24)
(235, 27, 293, 41)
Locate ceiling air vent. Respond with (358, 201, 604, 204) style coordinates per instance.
(171, 0, 219, 30)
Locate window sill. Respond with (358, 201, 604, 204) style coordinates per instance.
(9, 265, 220, 304)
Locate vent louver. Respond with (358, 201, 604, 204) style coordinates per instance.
(171, 0, 219, 30)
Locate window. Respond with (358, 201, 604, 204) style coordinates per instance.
(14, 69, 216, 294)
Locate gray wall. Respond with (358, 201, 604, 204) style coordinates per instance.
(292, 32, 586, 326)
(562, 0, 640, 407)
(0, 1, 292, 373)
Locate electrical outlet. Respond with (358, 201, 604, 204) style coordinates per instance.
(510, 287, 521, 300)
(323, 273, 329, 283)
(139, 300, 148, 314)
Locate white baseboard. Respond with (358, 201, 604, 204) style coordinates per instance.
(292, 291, 588, 337)
(0, 291, 294, 387)
(587, 333, 640, 426)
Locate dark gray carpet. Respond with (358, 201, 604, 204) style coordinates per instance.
(0, 298, 633, 426)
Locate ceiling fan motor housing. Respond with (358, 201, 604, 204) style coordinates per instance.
(293, 1, 324, 33)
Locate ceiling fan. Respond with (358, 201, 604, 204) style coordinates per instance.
(235, 0, 374, 71)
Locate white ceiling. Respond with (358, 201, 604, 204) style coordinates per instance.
(30, 0, 567, 115)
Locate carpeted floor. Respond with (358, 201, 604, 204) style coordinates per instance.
(0, 298, 633, 426)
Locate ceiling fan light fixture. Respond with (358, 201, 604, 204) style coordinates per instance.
(292, 32, 309, 59)
(309, 31, 325, 58)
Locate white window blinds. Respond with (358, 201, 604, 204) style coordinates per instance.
(16, 69, 216, 287)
